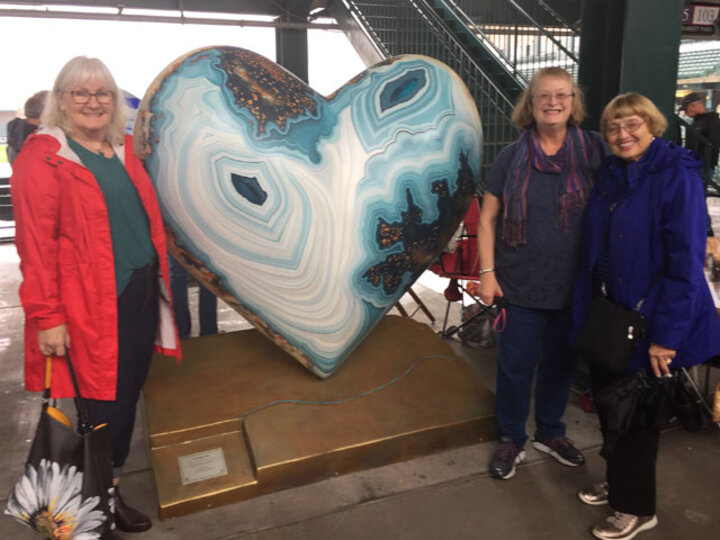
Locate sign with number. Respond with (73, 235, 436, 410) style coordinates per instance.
(691, 4, 720, 24)
(683, 3, 720, 36)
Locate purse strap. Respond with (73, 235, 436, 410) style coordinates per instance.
(43, 356, 52, 402)
(65, 352, 96, 433)
(44, 353, 96, 433)
(631, 273, 663, 311)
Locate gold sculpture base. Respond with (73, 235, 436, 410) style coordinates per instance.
(143, 315, 496, 519)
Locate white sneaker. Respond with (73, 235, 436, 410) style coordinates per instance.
(578, 482, 609, 506)
(592, 512, 658, 540)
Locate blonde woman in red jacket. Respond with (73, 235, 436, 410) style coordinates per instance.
(11, 56, 180, 534)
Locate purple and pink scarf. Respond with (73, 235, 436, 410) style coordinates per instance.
(502, 125, 596, 247)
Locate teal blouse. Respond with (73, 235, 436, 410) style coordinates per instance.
(68, 138, 156, 295)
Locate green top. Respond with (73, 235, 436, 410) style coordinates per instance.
(68, 138, 156, 295)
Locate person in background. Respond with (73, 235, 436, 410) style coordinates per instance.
(679, 91, 720, 169)
(477, 67, 605, 480)
(572, 92, 720, 540)
(679, 92, 719, 237)
(11, 56, 181, 535)
(6, 91, 48, 164)
(169, 255, 218, 339)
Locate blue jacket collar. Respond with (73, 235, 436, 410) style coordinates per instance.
(605, 137, 702, 190)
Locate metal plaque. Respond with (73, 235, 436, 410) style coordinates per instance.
(178, 448, 228, 485)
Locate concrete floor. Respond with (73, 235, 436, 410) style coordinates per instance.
(1, 237, 719, 540)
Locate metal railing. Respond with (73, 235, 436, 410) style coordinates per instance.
(445, 0, 579, 81)
(341, 0, 520, 187)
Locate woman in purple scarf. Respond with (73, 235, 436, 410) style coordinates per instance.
(477, 67, 605, 480)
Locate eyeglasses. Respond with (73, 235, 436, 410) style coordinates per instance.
(69, 89, 113, 105)
(534, 92, 574, 103)
(605, 119, 645, 137)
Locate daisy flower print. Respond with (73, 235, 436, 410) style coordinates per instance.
(5, 458, 107, 539)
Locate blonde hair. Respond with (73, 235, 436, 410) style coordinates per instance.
(511, 67, 585, 129)
(600, 92, 667, 140)
(42, 56, 128, 145)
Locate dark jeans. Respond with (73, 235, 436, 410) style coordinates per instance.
(85, 262, 159, 477)
(494, 304, 578, 448)
(592, 366, 660, 516)
(169, 255, 218, 339)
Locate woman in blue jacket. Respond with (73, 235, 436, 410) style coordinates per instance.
(572, 92, 720, 540)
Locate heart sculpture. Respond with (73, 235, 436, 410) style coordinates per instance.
(135, 46, 482, 378)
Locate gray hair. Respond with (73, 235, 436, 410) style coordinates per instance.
(41, 56, 128, 145)
(24, 91, 48, 119)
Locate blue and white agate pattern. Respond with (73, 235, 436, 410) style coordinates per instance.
(136, 46, 482, 378)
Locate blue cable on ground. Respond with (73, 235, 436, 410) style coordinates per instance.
(238, 354, 464, 420)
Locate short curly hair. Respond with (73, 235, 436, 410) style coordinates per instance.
(600, 92, 667, 140)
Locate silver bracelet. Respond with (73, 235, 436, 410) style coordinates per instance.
(478, 268, 495, 275)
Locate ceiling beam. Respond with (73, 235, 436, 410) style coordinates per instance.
(0, 0, 287, 15)
(0, 2, 339, 28)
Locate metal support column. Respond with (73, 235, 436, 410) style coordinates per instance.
(276, 15, 309, 82)
(579, 0, 684, 135)
(577, 0, 625, 132)
(620, 0, 684, 134)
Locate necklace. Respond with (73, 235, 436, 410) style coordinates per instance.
(72, 137, 108, 155)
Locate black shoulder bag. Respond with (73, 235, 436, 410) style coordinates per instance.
(575, 287, 653, 374)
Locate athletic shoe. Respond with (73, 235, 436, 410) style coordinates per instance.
(488, 437, 526, 479)
(579, 482, 609, 505)
(592, 512, 658, 540)
(532, 435, 585, 466)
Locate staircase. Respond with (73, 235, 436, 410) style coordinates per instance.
(435, 0, 579, 82)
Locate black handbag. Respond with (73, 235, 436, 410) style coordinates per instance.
(575, 295, 646, 373)
(5, 355, 115, 539)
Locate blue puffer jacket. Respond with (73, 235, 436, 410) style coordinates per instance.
(571, 137, 720, 372)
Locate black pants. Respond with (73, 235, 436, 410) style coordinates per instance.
(85, 262, 159, 477)
(591, 366, 660, 516)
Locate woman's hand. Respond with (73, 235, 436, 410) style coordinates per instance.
(648, 343, 676, 378)
(478, 272, 503, 306)
(38, 324, 71, 357)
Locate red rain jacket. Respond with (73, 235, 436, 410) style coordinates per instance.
(12, 127, 181, 400)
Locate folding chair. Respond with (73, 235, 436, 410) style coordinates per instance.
(702, 355, 720, 402)
(394, 287, 435, 323)
(428, 197, 495, 339)
(678, 367, 718, 430)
